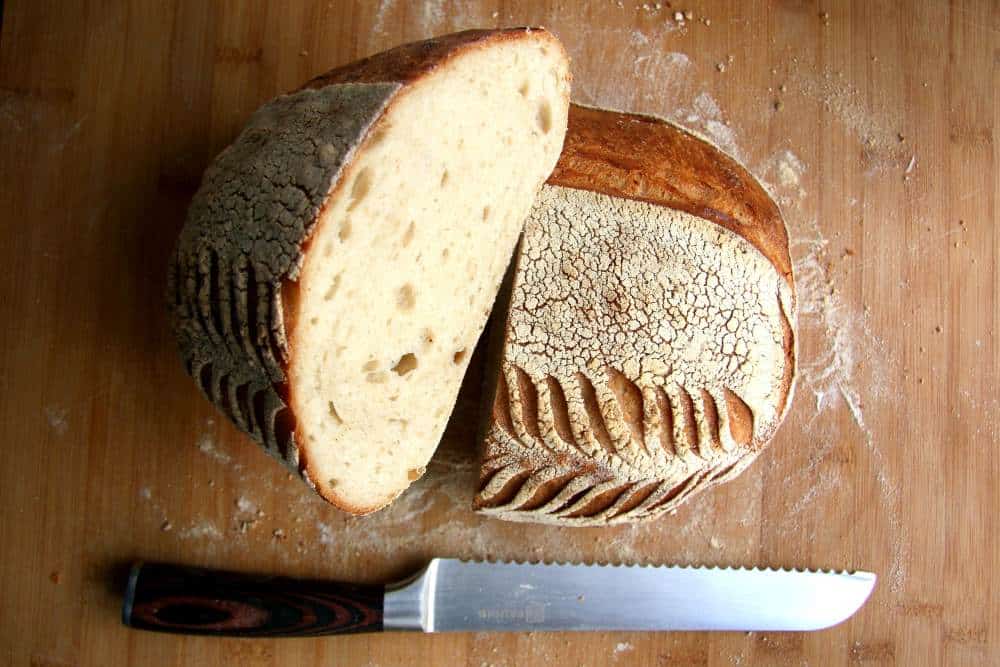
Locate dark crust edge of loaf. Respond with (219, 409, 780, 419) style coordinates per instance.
(285, 27, 568, 515)
(474, 106, 798, 524)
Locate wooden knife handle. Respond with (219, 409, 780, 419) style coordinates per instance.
(122, 562, 384, 637)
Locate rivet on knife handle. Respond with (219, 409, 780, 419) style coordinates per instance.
(122, 562, 384, 637)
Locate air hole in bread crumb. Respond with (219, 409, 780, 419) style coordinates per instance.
(442, 247, 450, 260)
(327, 478, 338, 487)
(402, 221, 416, 247)
(453, 349, 467, 364)
(368, 125, 389, 147)
(323, 274, 341, 301)
(482, 206, 491, 221)
(327, 400, 342, 424)
(362, 359, 378, 372)
(440, 170, 449, 187)
(347, 167, 372, 210)
(338, 218, 352, 242)
(366, 371, 388, 384)
(537, 100, 553, 134)
(392, 353, 418, 376)
(396, 283, 416, 311)
(518, 81, 530, 97)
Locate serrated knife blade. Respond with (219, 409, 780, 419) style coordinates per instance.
(122, 559, 875, 637)
(386, 559, 876, 632)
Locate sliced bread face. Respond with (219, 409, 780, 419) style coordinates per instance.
(476, 105, 796, 525)
(169, 29, 571, 514)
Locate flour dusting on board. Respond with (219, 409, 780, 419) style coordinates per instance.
(552, 21, 751, 162)
(613, 642, 635, 660)
(785, 69, 906, 176)
(756, 150, 907, 592)
(196, 430, 239, 469)
(178, 520, 223, 541)
(670, 91, 743, 161)
(371, 0, 487, 49)
(44, 405, 69, 436)
(790, 224, 907, 592)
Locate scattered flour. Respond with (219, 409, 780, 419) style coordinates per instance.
(613, 641, 635, 658)
(756, 149, 907, 592)
(316, 521, 335, 545)
(235, 495, 258, 515)
(44, 406, 69, 436)
(665, 91, 744, 161)
(556, 25, 745, 161)
(197, 431, 239, 468)
(756, 149, 807, 209)
(370, 0, 483, 49)
(787, 69, 905, 175)
(557, 25, 687, 115)
(178, 520, 222, 541)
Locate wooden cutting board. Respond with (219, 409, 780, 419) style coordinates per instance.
(1, 1, 997, 665)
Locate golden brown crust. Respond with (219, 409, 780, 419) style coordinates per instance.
(549, 104, 793, 283)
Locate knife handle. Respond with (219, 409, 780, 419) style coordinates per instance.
(122, 562, 384, 637)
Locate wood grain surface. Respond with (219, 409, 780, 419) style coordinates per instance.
(0, 1, 996, 665)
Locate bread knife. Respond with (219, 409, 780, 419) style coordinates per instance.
(122, 559, 875, 636)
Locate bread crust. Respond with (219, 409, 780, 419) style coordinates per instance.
(551, 104, 793, 282)
(475, 105, 796, 525)
(168, 28, 567, 515)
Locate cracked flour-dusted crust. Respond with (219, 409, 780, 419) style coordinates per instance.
(477, 107, 796, 525)
(168, 83, 397, 474)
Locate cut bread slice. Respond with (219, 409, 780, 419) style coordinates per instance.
(475, 104, 796, 525)
(168, 29, 571, 514)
